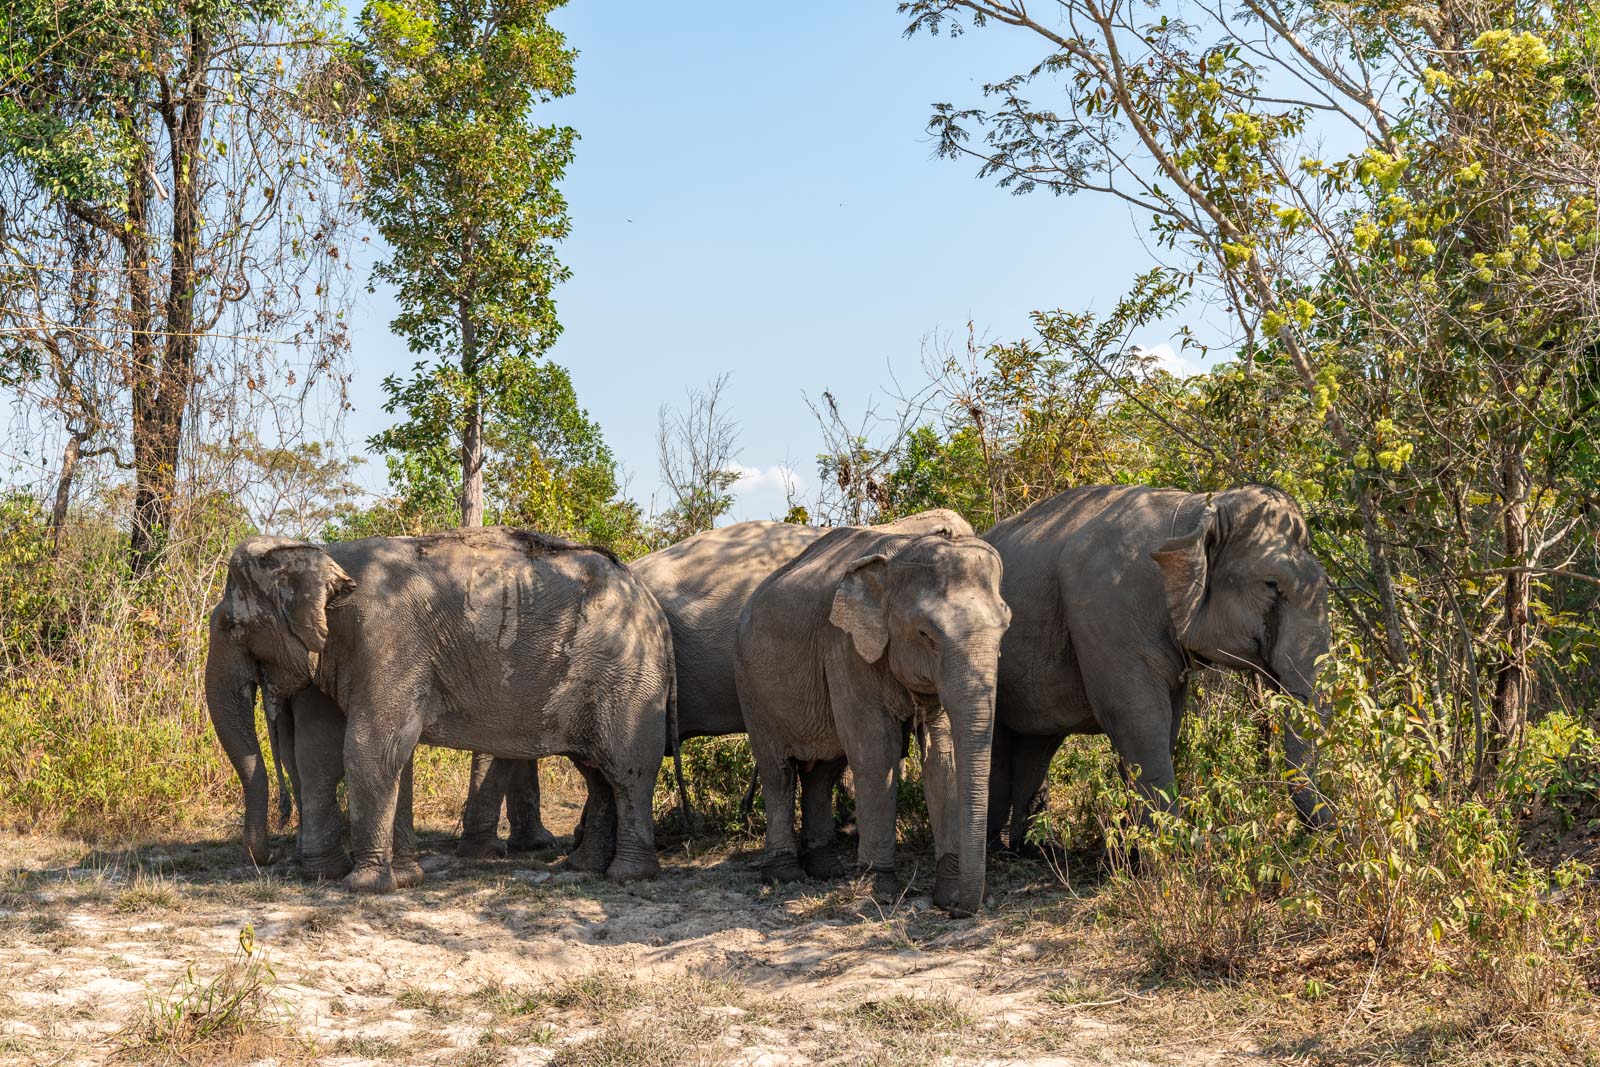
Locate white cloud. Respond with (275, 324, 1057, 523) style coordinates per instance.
(1134, 341, 1205, 378)
(728, 463, 805, 522)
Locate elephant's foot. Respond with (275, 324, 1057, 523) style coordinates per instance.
(392, 857, 426, 889)
(800, 843, 849, 880)
(931, 853, 960, 910)
(507, 826, 557, 853)
(565, 836, 613, 875)
(455, 834, 508, 859)
(867, 866, 906, 905)
(341, 865, 398, 894)
(299, 851, 353, 882)
(760, 851, 805, 884)
(606, 853, 660, 883)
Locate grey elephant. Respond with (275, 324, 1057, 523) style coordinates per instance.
(205, 527, 675, 891)
(736, 526, 1011, 917)
(982, 484, 1334, 854)
(461, 512, 975, 852)
(267, 687, 422, 880)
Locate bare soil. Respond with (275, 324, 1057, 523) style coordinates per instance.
(1, 794, 1592, 1066)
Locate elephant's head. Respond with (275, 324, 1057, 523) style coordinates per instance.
(830, 533, 1011, 914)
(1151, 485, 1333, 826)
(205, 537, 355, 863)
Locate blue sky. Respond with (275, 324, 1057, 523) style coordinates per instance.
(342, 2, 1182, 521)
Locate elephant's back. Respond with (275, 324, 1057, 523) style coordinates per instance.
(985, 485, 1188, 732)
(633, 522, 828, 737)
(350, 528, 671, 685)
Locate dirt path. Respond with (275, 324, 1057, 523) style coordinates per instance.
(0, 826, 1265, 1066)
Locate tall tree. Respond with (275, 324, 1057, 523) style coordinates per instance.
(903, 0, 1600, 764)
(355, 0, 576, 529)
(1, 0, 358, 568)
(361, 357, 646, 552)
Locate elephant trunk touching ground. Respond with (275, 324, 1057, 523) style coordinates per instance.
(1265, 591, 1334, 827)
(204, 610, 269, 865)
(940, 637, 1000, 916)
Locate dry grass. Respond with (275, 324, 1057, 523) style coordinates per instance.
(120, 925, 295, 1064)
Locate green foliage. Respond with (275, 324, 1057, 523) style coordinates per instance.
(1072, 649, 1595, 1004)
(662, 737, 755, 835)
(348, 357, 649, 553)
(0, 492, 63, 663)
(354, 0, 578, 526)
(0, 0, 146, 205)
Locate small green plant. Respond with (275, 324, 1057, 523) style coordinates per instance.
(127, 925, 288, 1058)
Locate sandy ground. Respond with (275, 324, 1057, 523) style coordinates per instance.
(0, 801, 1283, 1067)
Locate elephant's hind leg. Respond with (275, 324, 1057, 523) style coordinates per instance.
(565, 762, 618, 875)
(799, 758, 849, 879)
(1007, 732, 1066, 858)
(604, 765, 660, 883)
(751, 738, 803, 883)
(506, 759, 557, 852)
(458, 752, 510, 859)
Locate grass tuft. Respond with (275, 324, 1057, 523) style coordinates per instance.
(123, 924, 290, 1061)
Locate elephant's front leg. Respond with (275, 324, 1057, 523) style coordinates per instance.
(917, 718, 961, 909)
(835, 713, 908, 903)
(341, 710, 422, 893)
(504, 759, 557, 852)
(291, 691, 352, 881)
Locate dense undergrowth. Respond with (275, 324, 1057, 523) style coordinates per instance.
(1, 495, 1597, 1055)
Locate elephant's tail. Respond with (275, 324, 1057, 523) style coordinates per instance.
(667, 666, 696, 833)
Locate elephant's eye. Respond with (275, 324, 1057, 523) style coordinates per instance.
(917, 626, 939, 648)
(1264, 579, 1282, 596)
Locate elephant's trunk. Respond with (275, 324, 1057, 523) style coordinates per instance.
(940, 638, 1000, 916)
(205, 614, 269, 864)
(1271, 618, 1334, 829)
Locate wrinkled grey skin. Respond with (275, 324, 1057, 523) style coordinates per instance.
(736, 527, 1010, 918)
(464, 512, 974, 854)
(267, 688, 422, 883)
(981, 485, 1334, 855)
(204, 527, 675, 892)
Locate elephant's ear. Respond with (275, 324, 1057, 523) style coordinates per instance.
(830, 553, 891, 663)
(1150, 504, 1217, 643)
(236, 540, 356, 654)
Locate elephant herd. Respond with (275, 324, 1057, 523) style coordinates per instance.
(205, 483, 1334, 917)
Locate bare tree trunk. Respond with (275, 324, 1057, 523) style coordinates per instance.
(458, 296, 484, 528)
(50, 434, 85, 552)
(1491, 436, 1530, 761)
(125, 140, 163, 571)
(131, 26, 211, 572)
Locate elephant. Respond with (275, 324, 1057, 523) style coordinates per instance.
(204, 527, 676, 891)
(736, 525, 1011, 918)
(266, 687, 423, 881)
(460, 512, 975, 853)
(981, 484, 1334, 856)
